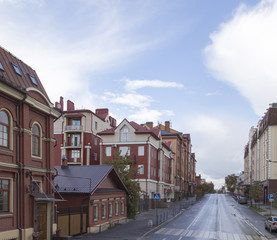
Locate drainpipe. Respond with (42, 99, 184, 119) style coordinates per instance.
(16, 94, 27, 240)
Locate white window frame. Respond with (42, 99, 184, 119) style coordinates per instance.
(106, 147, 111, 156)
(138, 164, 144, 175)
(120, 125, 130, 142)
(109, 202, 113, 218)
(119, 146, 130, 156)
(138, 146, 144, 156)
(93, 204, 98, 221)
(101, 203, 106, 219)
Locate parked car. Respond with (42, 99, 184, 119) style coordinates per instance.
(265, 216, 277, 232)
(237, 196, 248, 204)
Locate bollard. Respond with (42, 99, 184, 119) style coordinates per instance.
(148, 219, 153, 227)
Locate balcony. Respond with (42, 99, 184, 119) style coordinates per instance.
(64, 142, 82, 148)
(65, 125, 83, 131)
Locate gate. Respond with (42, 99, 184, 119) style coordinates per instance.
(57, 205, 88, 236)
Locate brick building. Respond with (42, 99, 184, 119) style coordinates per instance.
(0, 46, 60, 239)
(54, 98, 116, 166)
(54, 165, 128, 235)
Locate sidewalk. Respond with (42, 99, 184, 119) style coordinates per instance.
(72, 197, 196, 240)
(251, 202, 277, 217)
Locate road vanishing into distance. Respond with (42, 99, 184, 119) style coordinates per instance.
(146, 194, 277, 240)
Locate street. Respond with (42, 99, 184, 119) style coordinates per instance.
(146, 194, 276, 240)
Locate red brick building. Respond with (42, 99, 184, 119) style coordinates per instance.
(54, 165, 128, 235)
(54, 98, 116, 166)
(98, 119, 174, 207)
(0, 46, 60, 239)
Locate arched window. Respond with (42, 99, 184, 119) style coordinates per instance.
(32, 124, 40, 156)
(0, 111, 9, 148)
(120, 125, 129, 142)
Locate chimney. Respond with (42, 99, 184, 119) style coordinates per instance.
(165, 121, 170, 132)
(67, 100, 75, 111)
(55, 96, 64, 111)
(146, 122, 153, 129)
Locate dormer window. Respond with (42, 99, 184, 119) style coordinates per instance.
(0, 62, 4, 71)
(11, 63, 21, 76)
(28, 74, 37, 86)
(120, 125, 130, 142)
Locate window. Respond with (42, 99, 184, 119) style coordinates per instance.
(93, 204, 98, 221)
(94, 138, 98, 145)
(138, 164, 144, 175)
(138, 146, 144, 156)
(101, 203, 106, 219)
(106, 147, 111, 156)
(11, 63, 21, 75)
(28, 74, 37, 85)
(72, 118, 80, 126)
(119, 146, 130, 156)
(71, 134, 80, 146)
(0, 62, 4, 71)
(120, 125, 129, 142)
(95, 121, 98, 130)
(32, 124, 40, 156)
(94, 152, 97, 161)
(0, 111, 9, 148)
(109, 202, 113, 217)
(0, 179, 9, 212)
(71, 150, 80, 161)
(121, 201, 124, 214)
(115, 202, 119, 216)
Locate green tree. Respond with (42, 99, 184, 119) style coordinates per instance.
(103, 148, 141, 218)
(249, 181, 263, 202)
(195, 182, 215, 198)
(225, 174, 237, 193)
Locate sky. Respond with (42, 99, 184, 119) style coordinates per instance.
(1, 0, 276, 189)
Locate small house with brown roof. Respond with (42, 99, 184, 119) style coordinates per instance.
(54, 164, 128, 235)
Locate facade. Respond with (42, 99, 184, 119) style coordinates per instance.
(0, 46, 60, 239)
(98, 119, 174, 206)
(54, 98, 116, 166)
(153, 121, 196, 198)
(54, 165, 128, 235)
(244, 104, 277, 202)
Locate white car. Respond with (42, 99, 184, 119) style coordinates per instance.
(265, 216, 277, 232)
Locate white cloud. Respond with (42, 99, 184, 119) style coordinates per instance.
(128, 108, 174, 123)
(176, 114, 249, 182)
(124, 79, 184, 92)
(204, 0, 277, 116)
(103, 92, 153, 108)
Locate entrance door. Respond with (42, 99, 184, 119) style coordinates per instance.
(36, 203, 48, 240)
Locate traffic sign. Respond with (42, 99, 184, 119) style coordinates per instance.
(153, 193, 160, 200)
(269, 193, 274, 200)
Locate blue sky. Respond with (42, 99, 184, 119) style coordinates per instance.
(1, 0, 276, 188)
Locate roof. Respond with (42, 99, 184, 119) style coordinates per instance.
(54, 165, 128, 194)
(0, 45, 50, 101)
(98, 119, 160, 139)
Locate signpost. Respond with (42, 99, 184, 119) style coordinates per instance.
(269, 194, 274, 216)
(154, 193, 160, 225)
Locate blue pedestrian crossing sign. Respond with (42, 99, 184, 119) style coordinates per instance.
(269, 194, 274, 200)
(153, 193, 160, 200)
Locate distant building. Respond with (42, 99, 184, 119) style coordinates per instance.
(153, 121, 196, 198)
(98, 119, 174, 208)
(244, 103, 277, 202)
(0, 46, 60, 239)
(54, 97, 116, 166)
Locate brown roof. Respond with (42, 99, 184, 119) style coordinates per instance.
(0, 45, 50, 101)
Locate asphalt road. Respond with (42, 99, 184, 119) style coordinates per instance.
(146, 194, 277, 240)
